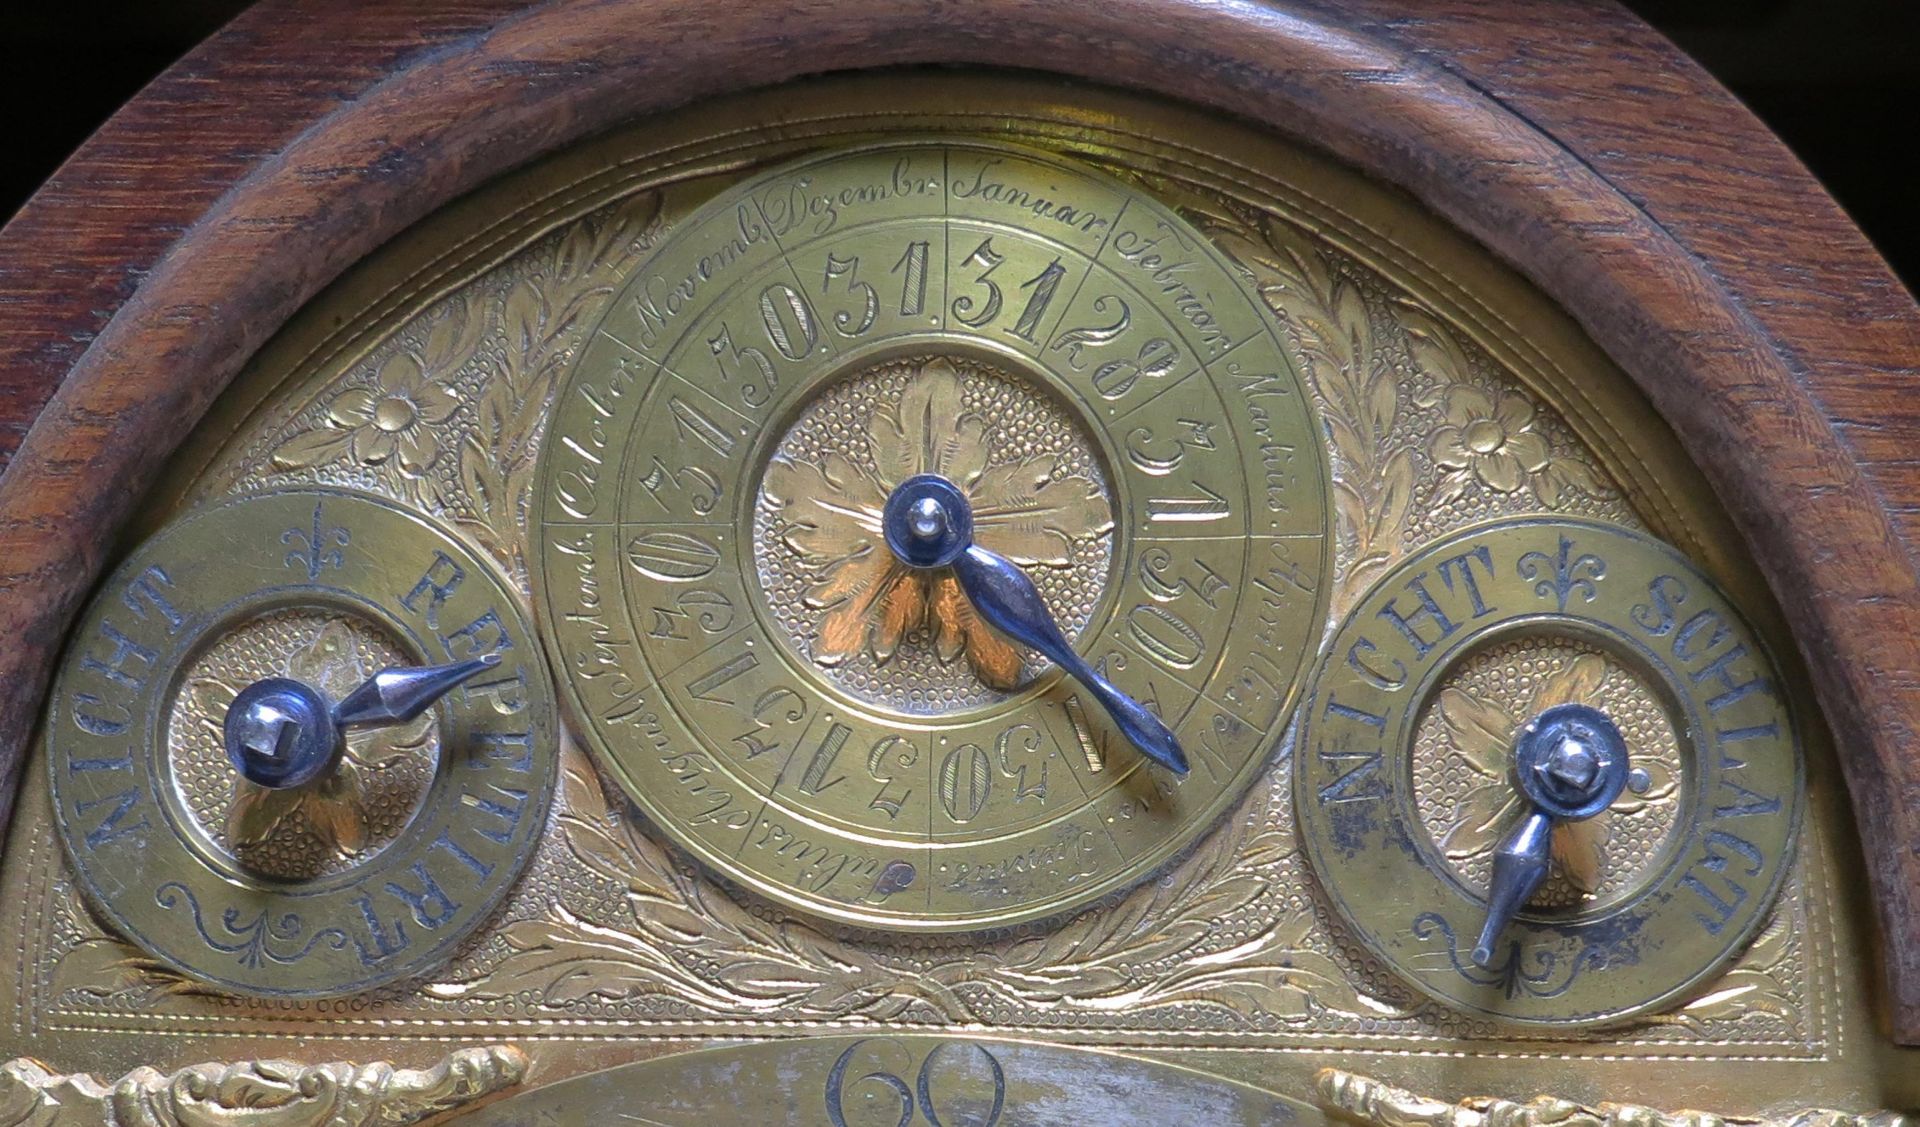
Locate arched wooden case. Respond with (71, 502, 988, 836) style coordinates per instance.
(0, 1, 1915, 1120)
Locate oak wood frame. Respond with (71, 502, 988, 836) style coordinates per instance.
(2, 0, 1917, 1039)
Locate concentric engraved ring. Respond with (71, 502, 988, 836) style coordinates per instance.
(47, 489, 558, 997)
(532, 139, 1331, 931)
(1295, 517, 1802, 1026)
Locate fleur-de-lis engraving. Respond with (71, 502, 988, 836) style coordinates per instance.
(763, 358, 1113, 689)
(281, 501, 351, 580)
(1517, 534, 1606, 613)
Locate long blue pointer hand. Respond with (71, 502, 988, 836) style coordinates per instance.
(881, 472, 1187, 775)
(952, 543, 1187, 774)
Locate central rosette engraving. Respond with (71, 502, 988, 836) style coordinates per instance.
(757, 355, 1114, 710)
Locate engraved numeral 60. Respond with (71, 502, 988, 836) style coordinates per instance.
(825, 1039, 1005, 1127)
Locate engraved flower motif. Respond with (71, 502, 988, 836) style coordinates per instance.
(1436, 653, 1676, 895)
(190, 622, 431, 864)
(1427, 386, 1600, 507)
(271, 351, 460, 477)
(763, 358, 1113, 689)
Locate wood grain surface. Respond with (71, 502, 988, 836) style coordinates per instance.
(2, 0, 1917, 1039)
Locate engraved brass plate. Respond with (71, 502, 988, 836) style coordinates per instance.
(5, 74, 1914, 1117)
(533, 139, 1329, 931)
(46, 489, 558, 996)
(456, 1037, 1313, 1126)
(1296, 518, 1803, 1025)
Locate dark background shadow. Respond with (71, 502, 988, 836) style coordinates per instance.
(2, 2, 1913, 290)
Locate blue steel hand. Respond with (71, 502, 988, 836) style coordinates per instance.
(224, 654, 500, 790)
(882, 473, 1188, 776)
(951, 543, 1188, 775)
(333, 654, 500, 727)
(1469, 704, 1645, 966)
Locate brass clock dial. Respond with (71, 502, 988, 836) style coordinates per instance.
(46, 489, 559, 997)
(533, 139, 1331, 930)
(15, 69, 1909, 1117)
(1294, 517, 1804, 1026)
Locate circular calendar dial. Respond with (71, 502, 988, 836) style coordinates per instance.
(533, 140, 1331, 930)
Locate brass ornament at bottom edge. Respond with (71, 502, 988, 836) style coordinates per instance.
(1315, 1069, 1914, 1127)
(0, 1045, 526, 1127)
